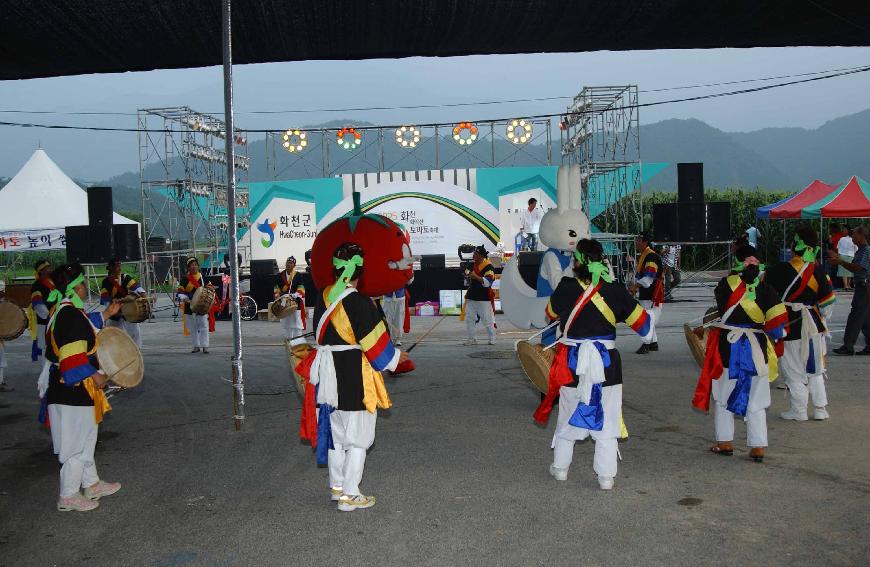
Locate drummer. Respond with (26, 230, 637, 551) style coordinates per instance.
(176, 257, 212, 354)
(274, 256, 306, 340)
(30, 259, 56, 363)
(44, 263, 122, 512)
(100, 258, 146, 348)
(534, 239, 652, 490)
(692, 245, 788, 463)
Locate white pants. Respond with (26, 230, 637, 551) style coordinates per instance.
(712, 372, 768, 447)
(381, 296, 405, 344)
(551, 385, 621, 479)
(327, 409, 377, 496)
(639, 300, 661, 344)
(106, 318, 142, 348)
(465, 300, 495, 341)
(48, 405, 99, 498)
(280, 311, 305, 340)
(779, 340, 828, 413)
(191, 314, 209, 348)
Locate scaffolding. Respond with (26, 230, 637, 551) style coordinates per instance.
(560, 86, 642, 236)
(264, 119, 553, 180)
(137, 107, 250, 306)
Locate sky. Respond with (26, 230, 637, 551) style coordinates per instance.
(0, 47, 868, 180)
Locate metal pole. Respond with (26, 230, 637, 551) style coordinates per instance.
(222, 0, 245, 430)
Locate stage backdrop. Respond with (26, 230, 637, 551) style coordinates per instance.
(317, 181, 500, 258)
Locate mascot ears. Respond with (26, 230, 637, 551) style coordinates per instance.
(538, 165, 591, 250)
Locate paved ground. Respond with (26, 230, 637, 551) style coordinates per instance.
(1, 286, 869, 567)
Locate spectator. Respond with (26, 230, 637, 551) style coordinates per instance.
(837, 227, 858, 290)
(519, 198, 544, 251)
(830, 226, 870, 355)
(661, 244, 681, 294)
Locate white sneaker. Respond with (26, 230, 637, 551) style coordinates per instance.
(83, 480, 121, 500)
(598, 477, 615, 490)
(330, 487, 343, 502)
(488, 338, 496, 345)
(463, 338, 477, 346)
(396, 341, 402, 347)
(813, 407, 830, 421)
(780, 409, 808, 421)
(337, 493, 376, 512)
(549, 464, 568, 481)
(775, 380, 788, 390)
(57, 494, 99, 512)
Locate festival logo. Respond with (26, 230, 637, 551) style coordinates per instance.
(256, 218, 278, 248)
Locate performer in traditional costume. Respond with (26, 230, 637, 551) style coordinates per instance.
(309, 243, 407, 511)
(30, 259, 56, 363)
(534, 239, 652, 490)
(100, 258, 146, 348)
(764, 226, 835, 421)
(463, 245, 497, 346)
(176, 257, 211, 354)
(43, 263, 121, 511)
(692, 245, 788, 462)
(274, 256, 307, 340)
(630, 233, 664, 354)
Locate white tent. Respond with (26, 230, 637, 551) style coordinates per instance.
(0, 149, 137, 231)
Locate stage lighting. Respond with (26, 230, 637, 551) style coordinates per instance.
(395, 125, 421, 148)
(452, 122, 478, 146)
(337, 127, 362, 151)
(506, 119, 532, 144)
(282, 129, 308, 153)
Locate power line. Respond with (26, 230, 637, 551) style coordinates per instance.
(0, 63, 866, 118)
(0, 64, 867, 133)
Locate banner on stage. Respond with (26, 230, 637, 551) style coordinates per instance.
(317, 181, 501, 258)
(0, 228, 67, 251)
(248, 197, 318, 265)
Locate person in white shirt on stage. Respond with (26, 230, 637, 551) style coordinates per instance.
(520, 198, 544, 251)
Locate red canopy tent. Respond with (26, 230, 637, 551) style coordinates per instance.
(756, 179, 840, 219)
(814, 176, 870, 218)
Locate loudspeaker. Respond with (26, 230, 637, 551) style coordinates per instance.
(250, 259, 278, 276)
(652, 203, 679, 242)
(113, 225, 141, 262)
(421, 254, 445, 270)
(87, 186, 114, 226)
(64, 225, 114, 263)
(518, 250, 546, 267)
(249, 274, 275, 312)
(677, 163, 704, 204)
(678, 203, 706, 242)
(64, 226, 91, 263)
(706, 202, 731, 241)
(88, 225, 115, 263)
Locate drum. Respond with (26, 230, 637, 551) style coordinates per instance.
(190, 286, 216, 315)
(96, 326, 144, 388)
(0, 301, 28, 341)
(515, 339, 554, 394)
(120, 296, 152, 323)
(286, 340, 312, 398)
(685, 307, 720, 368)
(270, 295, 298, 320)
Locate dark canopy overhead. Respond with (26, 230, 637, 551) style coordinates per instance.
(2, 0, 869, 80)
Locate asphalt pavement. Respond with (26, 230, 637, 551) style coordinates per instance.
(1, 287, 868, 567)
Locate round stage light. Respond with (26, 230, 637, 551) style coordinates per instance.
(281, 129, 307, 153)
(452, 122, 478, 146)
(395, 125, 421, 148)
(336, 127, 362, 151)
(506, 119, 532, 144)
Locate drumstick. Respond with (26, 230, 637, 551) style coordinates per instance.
(404, 316, 446, 353)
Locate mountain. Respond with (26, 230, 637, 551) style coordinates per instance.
(99, 109, 870, 193)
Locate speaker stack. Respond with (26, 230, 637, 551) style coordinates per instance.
(65, 186, 141, 263)
(652, 163, 730, 243)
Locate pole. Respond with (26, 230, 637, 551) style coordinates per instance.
(222, 0, 245, 430)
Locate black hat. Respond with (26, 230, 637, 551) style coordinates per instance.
(474, 244, 488, 256)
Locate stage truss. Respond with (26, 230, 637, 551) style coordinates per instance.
(560, 85, 642, 236)
(264, 119, 553, 180)
(137, 106, 250, 304)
